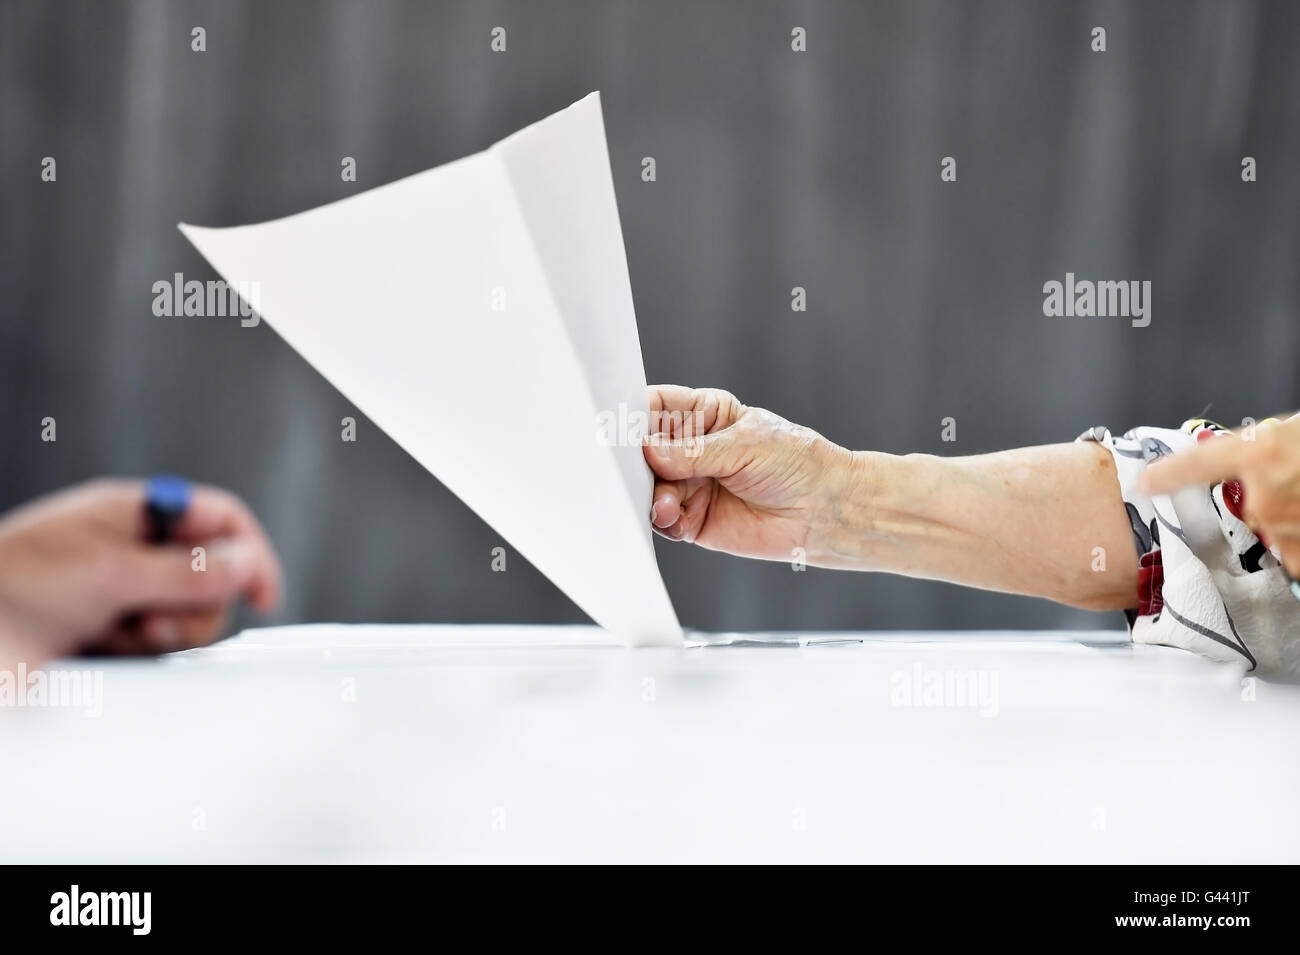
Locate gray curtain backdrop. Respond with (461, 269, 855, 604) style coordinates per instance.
(2, 0, 1297, 633)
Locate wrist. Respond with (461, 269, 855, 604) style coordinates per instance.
(809, 448, 951, 570)
(805, 446, 894, 568)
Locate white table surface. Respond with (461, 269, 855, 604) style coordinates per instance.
(2, 625, 1295, 863)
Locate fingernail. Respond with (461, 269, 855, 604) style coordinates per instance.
(650, 501, 660, 524)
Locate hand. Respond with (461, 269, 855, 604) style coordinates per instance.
(641, 385, 859, 563)
(0, 479, 282, 663)
(1139, 414, 1300, 577)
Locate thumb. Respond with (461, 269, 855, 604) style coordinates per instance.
(118, 538, 260, 609)
(643, 430, 743, 481)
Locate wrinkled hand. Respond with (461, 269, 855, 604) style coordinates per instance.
(0, 479, 282, 663)
(641, 385, 859, 562)
(1140, 414, 1300, 577)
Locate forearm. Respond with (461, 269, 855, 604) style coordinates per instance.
(811, 442, 1138, 611)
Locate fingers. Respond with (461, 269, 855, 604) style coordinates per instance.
(1137, 422, 1300, 577)
(643, 430, 741, 481)
(75, 479, 283, 613)
(171, 485, 283, 612)
(116, 536, 279, 612)
(643, 386, 758, 542)
(1139, 415, 1300, 495)
(1139, 435, 1249, 495)
(83, 627, 156, 658)
(86, 607, 228, 656)
(138, 606, 229, 651)
(643, 388, 751, 482)
(647, 385, 745, 436)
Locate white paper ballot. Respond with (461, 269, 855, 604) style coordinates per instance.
(180, 92, 683, 646)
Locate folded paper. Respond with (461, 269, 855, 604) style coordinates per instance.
(180, 92, 682, 646)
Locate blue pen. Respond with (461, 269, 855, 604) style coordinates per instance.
(144, 474, 192, 543)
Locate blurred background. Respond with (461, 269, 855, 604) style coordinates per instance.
(2, 0, 1297, 634)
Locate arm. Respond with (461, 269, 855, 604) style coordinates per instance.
(643, 385, 1137, 612)
(828, 445, 1137, 610)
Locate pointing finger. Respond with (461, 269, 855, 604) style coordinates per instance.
(1139, 436, 1250, 496)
